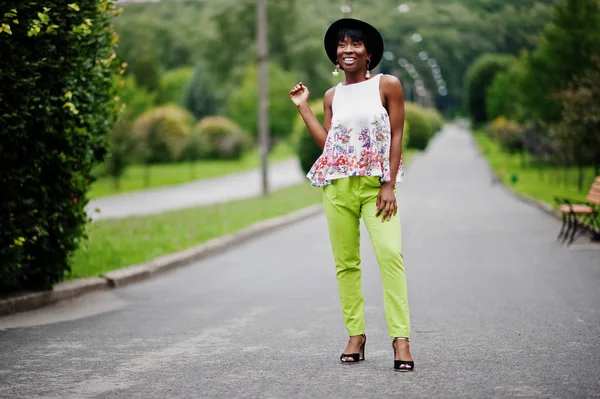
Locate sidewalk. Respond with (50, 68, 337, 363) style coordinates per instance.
(85, 158, 306, 220)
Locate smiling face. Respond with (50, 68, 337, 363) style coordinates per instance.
(336, 28, 371, 73)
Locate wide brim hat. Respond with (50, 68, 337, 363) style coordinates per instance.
(324, 18, 384, 71)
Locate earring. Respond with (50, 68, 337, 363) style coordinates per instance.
(365, 59, 371, 79)
(332, 64, 340, 77)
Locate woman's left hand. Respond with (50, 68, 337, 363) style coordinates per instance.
(376, 183, 397, 222)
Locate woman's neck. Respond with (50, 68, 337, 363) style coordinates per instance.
(344, 70, 369, 85)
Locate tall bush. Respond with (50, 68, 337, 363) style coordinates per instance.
(182, 62, 224, 120)
(0, 1, 120, 293)
(132, 104, 194, 164)
(465, 53, 517, 123)
(181, 116, 250, 162)
(486, 56, 526, 121)
(404, 103, 433, 150)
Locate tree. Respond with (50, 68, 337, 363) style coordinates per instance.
(0, 1, 120, 292)
(182, 62, 224, 120)
(130, 54, 161, 93)
(550, 55, 600, 190)
(486, 53, 526, 121)
(227, 62, 298, 144)
(157, 67, 194, 105)
(520, 0, 600, 125)
(465, 53, 517, 123)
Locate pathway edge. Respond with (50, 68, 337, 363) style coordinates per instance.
(0, 204, 324, 317)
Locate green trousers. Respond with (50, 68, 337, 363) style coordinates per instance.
(322, 176, 410, 338)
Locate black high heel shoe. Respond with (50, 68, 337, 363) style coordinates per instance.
(340, 334, 366, 363)
(392, 337, 415, 372)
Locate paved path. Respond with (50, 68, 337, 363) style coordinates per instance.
(2, 125, 599, 398)
(86, 159, 306, 220)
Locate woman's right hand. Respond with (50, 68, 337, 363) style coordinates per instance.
(290, 82, 310, 107)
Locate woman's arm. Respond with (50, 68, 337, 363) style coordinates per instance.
(377, 75, 405, 221)
(382, 75, 405, 186)
(290, 83, 334, 149)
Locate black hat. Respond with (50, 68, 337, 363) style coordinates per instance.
(324, 18, 384, 71)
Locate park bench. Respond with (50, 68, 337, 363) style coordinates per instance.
(555, 176, 600, 245)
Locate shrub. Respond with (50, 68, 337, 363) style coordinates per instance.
(182, 62, 224, 120)
(118, 75, 156, 118)
(157, 67, 194, 105)
(105, 111, 136, 189)
(181, 116, 250, 161)
(293, 101, 325, 175)
(228, 62, 298, 143)
(404, 103, 433, 150)
(486, 57, 525, 122)
(0, 2, 120, 293)
(132, 104, 194, 164)
(465, 53, 517, 123)
(422, 107, 444, 135)
(490, 116, 524, 153)
(130, 53, 161, 93)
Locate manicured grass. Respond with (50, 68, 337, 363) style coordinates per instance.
(67, 182, 322, 279)
(474, 131, 597, 206)
(89, 141, 296, 199)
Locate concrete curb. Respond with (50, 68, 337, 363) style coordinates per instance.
(0, 204, 324, 316)
(0, 278, 109, 316)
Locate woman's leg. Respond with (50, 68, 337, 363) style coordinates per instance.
(359, 178, 411, 338)
(321, 177, 364, 336)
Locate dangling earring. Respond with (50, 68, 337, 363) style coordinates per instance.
(365, 59, 371, 79)
(332, 64, 340, 77)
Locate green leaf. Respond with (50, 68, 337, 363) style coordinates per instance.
(67, 3, 80, 12)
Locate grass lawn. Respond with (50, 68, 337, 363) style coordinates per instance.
(474, 131, 597, 206)
(89, 140, 296, 199)
(67, 182, 322, 279)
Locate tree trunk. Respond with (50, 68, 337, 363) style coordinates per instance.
(578, 164, 584, 192)
(144, 163, 151, 188)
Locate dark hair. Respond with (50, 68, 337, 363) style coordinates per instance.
(336, 27, 372, 53)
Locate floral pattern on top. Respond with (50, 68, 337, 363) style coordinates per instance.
(307, 112, 391, 187)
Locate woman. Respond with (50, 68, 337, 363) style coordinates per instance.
(289, 18, 414, 372)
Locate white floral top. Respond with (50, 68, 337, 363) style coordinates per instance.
(307, 74, 402, 187)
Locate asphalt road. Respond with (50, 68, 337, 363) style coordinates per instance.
(1, 125, 599, 398)
(86, 159, 306, 221)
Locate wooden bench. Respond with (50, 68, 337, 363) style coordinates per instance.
(555, 176, 600, 245)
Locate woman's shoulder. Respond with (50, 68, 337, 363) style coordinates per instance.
(323, 85, 338, 104)
(379, 74, 402, 87)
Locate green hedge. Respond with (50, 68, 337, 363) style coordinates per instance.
(404, 103, 434, 150)
(0, 1, 120, 293)
(292, 101, 324, 175)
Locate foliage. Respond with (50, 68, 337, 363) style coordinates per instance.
(486, 55, 526, 121)
(404, 103, 433, 150)
(520, 0, 600, 125)
(490, 116, 525, 153)
(117, 75, 156, 118)
(181, 116, 250, 161)
(105, 111, 136, 189)
(182, 62, 224, 121)
(293, 101, 324, 175)
(465, 53, 517, 123)
(130, 53, 161, 93)
(227, 62, 298, 143)
(550, 55, 600, 187)
(132, 104, 194, 164)
(0, 1, 120, 293)
(157, 67, 194, 105)
(422, 107, 445, 135)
